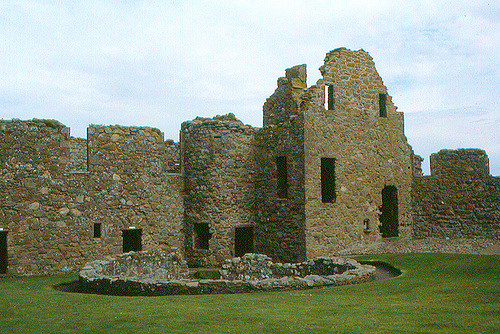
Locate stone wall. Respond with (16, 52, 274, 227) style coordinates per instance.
(302, 48, 414, 257)
(0, 120, 183, 275)
(68, 137, 88, 172)
(412, 149, 500, 239)
(430, 149, 490, 179)
(78, 252, 375, 296)
(181, 114, 255, 266)
(253, 65, 307, 263)
(2, 47, 498, 276)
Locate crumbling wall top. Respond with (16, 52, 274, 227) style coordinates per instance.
(430, 148, 489, 179)
(0, 118, 70, 138)
(181, 113, 254, 134)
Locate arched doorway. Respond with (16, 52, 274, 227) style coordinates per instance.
(380, 186, 399, 238)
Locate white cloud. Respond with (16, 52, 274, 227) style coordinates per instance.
(0, 0, 498, 172)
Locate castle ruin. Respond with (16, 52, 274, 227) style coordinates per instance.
(1, 48, 499, 275)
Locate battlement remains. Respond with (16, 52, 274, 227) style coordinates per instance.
(430, 149, 489, 179)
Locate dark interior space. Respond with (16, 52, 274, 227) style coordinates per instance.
(321, 157, 336, 203)
(0, 231, 7, 274)
(235, 226, 254, 257)
(194, 223, 211, 250)
(379, 93, 387, 117)
(327, 84, 334, 110)
(122, 229, 142, 252)
(380, 186, 399, 237)
(94, 223, 101, 238)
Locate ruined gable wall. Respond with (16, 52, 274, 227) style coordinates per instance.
(253, 65, 307, 263)
(0, 120, 183, 276)
(302, 48, 414, 257)
(181, 114, 255, 266)
(412, 149, 500, 239)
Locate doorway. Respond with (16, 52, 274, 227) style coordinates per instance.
(0, 231, 7, 274)
(235, 226, 254, 257)
(122, 229, 142, 253)
(380, 186, 399, 238)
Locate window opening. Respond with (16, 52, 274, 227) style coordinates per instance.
(0, 231, 7, 274)
(379, 186, 399, 237)
(321, 157, 336, 203)
(363, 219, 371, 233)
(194, 223, 211, 250)
(276, 156, 288, 198)
(379, 93, 387, 117)
(235, 226, 254, 257)
(325, 84, 334, 110)
(122, 229, 142, 252)
(93, 223, 102, 238)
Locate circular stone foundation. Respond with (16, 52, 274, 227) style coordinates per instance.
(77, 252, 377, 296)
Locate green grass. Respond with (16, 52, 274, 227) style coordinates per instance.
(1, 253, 499, 333)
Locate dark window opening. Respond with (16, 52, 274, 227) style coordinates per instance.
(379, 186, 399, 238)
(235, 226, 254, 257)
(321, 157, 336, 203)
(379, 93, 387, 117)
(93, 223, 102, 238)
(0, 231, 7, 274)
(122, 229, 142, 252)
(194, 223, 211, 250)
(276, 156, 288, 198)
(327, 84, 334, 110)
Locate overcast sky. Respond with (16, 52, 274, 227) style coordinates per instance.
(0, 1, 498, 174)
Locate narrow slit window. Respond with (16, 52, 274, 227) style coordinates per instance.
(321, 157, 336, 203)
(379, 93, 387, 117)
(276, 156, 288, 198)
(326, 84, 334, 110)
(93, 223, 101, 238)
(194, 223, 210, 250)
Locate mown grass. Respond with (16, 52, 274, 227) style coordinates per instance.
(0, 253, 499, 333)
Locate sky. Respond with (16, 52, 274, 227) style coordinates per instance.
(0, 1, 498, 175)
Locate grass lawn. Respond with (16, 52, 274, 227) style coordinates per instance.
(1, 253, 499, 334)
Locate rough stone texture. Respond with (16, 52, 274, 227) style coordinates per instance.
(80, 250, 189, 281)
(78, 252, 375, 296)
(254, 64, 307, 263)
(68, 137, 88, 172)
(181, 114, 256, 266)
(0, 120, 183, 276)
(302, 48, 414, 257)
(220, 253, 357, 280)
(412, 149, 500, 239)
(1, 47, 499, 276)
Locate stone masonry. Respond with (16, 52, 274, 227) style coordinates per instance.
(412, 149, 500, 239)
(0, 48, 498, 276)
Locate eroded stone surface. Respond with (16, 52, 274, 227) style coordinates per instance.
(78, 252, 375, 296)
(1, 48, 499, 277)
